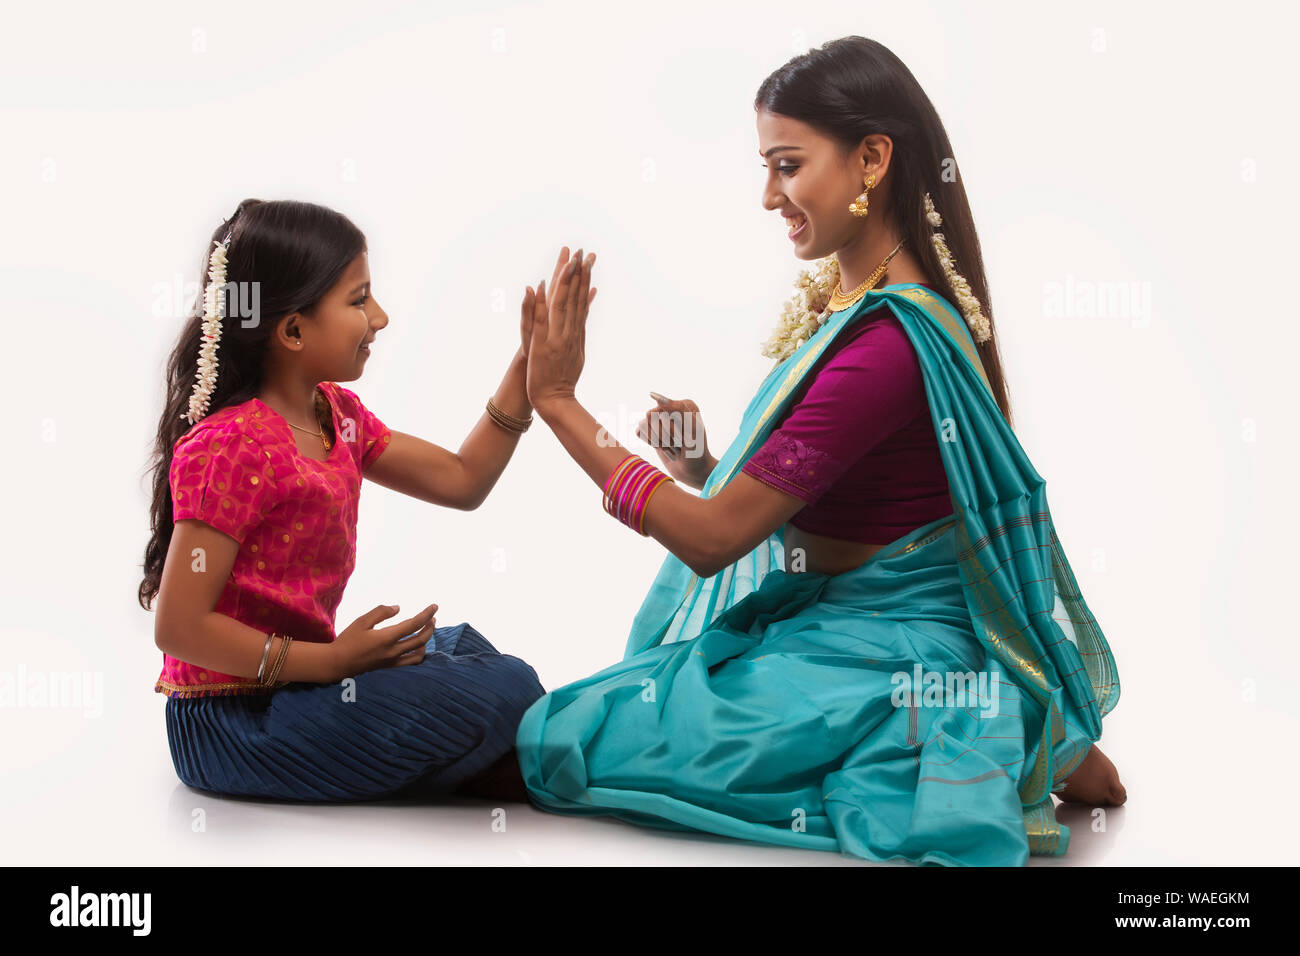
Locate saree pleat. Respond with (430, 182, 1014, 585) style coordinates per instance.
(515, 284, 1120, 865)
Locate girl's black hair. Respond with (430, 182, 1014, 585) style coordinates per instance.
(138, 199, 366, 610)
(755, 35, 1014, 426)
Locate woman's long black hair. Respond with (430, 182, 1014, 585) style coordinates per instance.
(755, 36, 1014, 427)
(138, 199, 366, 610)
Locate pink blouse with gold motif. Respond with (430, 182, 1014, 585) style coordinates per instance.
(155, 381, 392, 698)
(739, 283, 953, 544)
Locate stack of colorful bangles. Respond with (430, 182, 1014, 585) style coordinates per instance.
(603, 454, 675, 536)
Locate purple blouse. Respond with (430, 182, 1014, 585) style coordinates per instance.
(740, 283, 952, 544)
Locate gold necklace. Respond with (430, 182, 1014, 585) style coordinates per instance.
(826, 237, 907, 313)
(285, 390, 332, 452)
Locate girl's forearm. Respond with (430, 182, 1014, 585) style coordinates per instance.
(454, 348, 533, 509)
(163, 612, 339, 684)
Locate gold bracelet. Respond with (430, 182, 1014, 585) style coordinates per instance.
(486, 404, 526, 433)
(488, 396, 533, 428)
(265, 639, 288, 686)
(262, 633, 293, 686)
(255, 632, 275, 682)
(269, 634, 292, 684)
(486, 397, 532, 433)
(258, 633, 279, 685)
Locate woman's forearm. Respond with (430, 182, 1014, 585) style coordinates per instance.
(454, 348, 533, 509)
(536, 395, 722, 575)
(161, 612, 339, 684)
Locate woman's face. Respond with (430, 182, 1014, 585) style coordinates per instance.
(757, 108, 879, 261)
(277, 251, 389, 379)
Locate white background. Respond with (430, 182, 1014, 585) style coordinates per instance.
(2, 0, 1296, 865)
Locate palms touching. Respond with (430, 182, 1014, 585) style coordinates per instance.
(521, 246, 597, 411)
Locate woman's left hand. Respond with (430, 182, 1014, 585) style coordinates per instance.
(523, 245, 597, 413)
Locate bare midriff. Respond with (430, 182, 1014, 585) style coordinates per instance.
(782, 524, 889, 577)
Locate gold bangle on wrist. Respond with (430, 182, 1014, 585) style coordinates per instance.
(260, 632, 293, 686)
(255, 632, 275, 682)
(486, 397, 533, 433)
(269, 633, 292, 685)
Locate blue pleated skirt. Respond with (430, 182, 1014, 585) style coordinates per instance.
(165, 622, 545, 802)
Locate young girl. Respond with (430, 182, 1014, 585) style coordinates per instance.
(139, 198, 554, 802)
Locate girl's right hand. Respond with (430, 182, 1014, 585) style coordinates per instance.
(330, 603, 438, 681)
(636, 396, 715, 489)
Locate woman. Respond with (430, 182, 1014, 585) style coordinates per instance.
(514, 36, 1124, 866)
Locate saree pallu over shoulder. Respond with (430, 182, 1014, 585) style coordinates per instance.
(524, 284, 1120, 864)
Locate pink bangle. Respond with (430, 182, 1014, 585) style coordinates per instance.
(601, 454, 674, 535)
(634, 473, 674, 535)
(602, 454, 640, 514)
(620, 464, 658, 525)
(608, 455, 650, 522)
(606, 458, 649, 524)
(603, 455, 646, 524)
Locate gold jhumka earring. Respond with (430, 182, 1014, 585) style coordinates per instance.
(848, 174, 875, 217)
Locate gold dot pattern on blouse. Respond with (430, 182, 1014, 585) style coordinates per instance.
(159, 383, 393, 698)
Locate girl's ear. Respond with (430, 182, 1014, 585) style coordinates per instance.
(274, 312, 303, 347)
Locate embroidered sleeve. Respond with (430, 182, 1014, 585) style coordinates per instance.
(740, 315, 926, 505)
(170, 418, 282, 544)
(326, 382, 393, 471)
(742, 432, 840, 502)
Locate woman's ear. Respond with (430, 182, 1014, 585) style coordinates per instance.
(858, 133, 894, 185)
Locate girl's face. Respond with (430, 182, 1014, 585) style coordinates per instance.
(276, 251, 388, 380)
(757, 108, 880, 261)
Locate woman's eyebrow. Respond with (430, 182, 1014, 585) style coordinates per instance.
(760, 146, 802, 158)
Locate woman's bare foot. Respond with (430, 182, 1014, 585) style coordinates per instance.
(1057, 744, 1126, 806)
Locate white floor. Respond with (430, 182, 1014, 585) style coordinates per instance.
(5, 567, 1294, 867)
(5, 690, 1276, 866)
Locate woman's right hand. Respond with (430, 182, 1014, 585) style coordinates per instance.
(636, 396, 716, 489)
(329, 603, 438, 681)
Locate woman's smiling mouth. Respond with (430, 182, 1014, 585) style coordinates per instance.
(784, 213, 808, 240)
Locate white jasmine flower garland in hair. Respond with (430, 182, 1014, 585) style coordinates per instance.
(761, 193, 991, 363)
(184, 238, 230, 425)
(923, 193, 991, 345)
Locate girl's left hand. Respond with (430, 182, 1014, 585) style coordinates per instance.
(523, 245, 597, 412)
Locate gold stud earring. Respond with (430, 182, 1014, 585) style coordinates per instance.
(849, 174, 876, 217)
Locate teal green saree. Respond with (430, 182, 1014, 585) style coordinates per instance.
(514, 283, 1121, 866)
